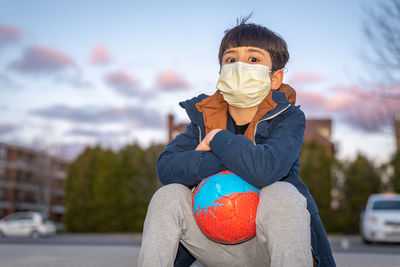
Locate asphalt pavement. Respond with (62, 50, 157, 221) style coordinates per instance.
(0, 234, 399, 267)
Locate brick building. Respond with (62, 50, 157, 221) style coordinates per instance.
(0, 142, 67, 230)
(304, 119, 334, 156)
(394, 113, 400, 152)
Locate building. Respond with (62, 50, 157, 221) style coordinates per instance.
(0, 142, 67, 229)
(168, 114, 334, 155)
(304, 119, 334, 156)
(394, 113, 400, 152)
(168, 114, 189, 142)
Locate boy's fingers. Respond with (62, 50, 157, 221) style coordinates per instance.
(195, 142, 211, 151)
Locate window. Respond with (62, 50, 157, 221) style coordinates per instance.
(40, 213, 49, 222)
(372, 200, 400, 210)
(0, 147, 5, 176)
(3, 213, 20, 221)
(18, 215, 34, 221)
(0, 147, 6, 159)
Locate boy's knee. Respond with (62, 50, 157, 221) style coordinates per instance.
(149, 183, 191, 208)
(261, 181, 307, 207)
(257, 181, 308, 222)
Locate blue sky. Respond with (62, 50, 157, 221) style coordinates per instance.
(0, 0, 397, 163)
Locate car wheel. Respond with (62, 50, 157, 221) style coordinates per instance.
(31, 231, 40, 239)
(361, 233, 372, 244)
(362, 237, 372, 244)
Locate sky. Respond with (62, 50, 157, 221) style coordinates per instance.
(0, 0, 398, 164)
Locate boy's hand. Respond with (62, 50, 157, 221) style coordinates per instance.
(195, 129, 222, 151)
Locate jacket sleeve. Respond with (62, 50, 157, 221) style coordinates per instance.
(157, 122, 225, 187)
(209, 106, 305, 188)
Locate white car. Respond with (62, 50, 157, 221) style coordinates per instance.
(0, 211, 56, 238)
(360, 193, 400, 243)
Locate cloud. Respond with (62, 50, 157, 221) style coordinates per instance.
(47, 142, 87, 161)
(68, 128, 127, 138)
(0, 73, 21, 90)
(338, 96, 400, 132)
(289, 72, 326, 85)
(324, 93, 359, 111)
(8, 45, 75, 74)
(297, 85, 400, 132)
(54, 70, 92, 89)
(155, 69, 190, 90)
(31, 104, 163, 129)
(0, 24, 23, 47)
(0, 123, 17, 135)
(296, 91, 327, 111)
(104, 70, 141, 97)
(6, 45, 91, 89)
(89, 45, 111, 65)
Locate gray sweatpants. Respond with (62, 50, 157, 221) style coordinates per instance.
(138, 182, 312, 267)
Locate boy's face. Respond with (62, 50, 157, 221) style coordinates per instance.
(221, 46, 272, 69)
(221, 46, 283, 90)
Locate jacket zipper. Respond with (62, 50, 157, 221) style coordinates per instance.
(253, 104, 291, 145)
(197, 125, 202, 143)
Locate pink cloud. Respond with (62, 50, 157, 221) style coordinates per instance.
(155, 69, 190, 90)
(89, 45, 111, 65)
(297, 84, 400, 132)
(296, 91, 327, 110)
(8, 45, 75, 74)
(329, 84, 375, 98)
(289, 72, 326, 85)
(325, 93, 360, 111)
(0, 24, 23, 46)
(104, 70, 140, 97)
(342, 98, 400, 131)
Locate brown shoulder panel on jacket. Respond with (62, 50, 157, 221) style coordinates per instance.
(278, 83, 296, 105)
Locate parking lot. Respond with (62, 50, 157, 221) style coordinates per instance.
(1, 234, 400, 266)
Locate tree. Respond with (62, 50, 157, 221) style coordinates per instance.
(64, 143, 164, 232)
(64, 146, 102, 231)
(388, 151, 400, 192)
(363, 0, 400, 90)
(300, 141, 334, 228)
(114, 143, 163, 231)
(342, 154, 381, 233)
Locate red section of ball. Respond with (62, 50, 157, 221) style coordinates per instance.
(194, 191, 259, 244)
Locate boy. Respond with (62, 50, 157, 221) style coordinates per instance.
(138, 17, 336, 267)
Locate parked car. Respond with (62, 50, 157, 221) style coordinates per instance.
(0, 211, 56, 238)
(360, 193, 400, 243)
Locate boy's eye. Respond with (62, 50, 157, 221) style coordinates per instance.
(249, 57, 260, 63)
(226, 57, 236, 63)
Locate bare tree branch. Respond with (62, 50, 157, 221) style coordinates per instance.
(362, 0, 400, 86)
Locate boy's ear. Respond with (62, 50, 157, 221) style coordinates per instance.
(270, 69, 284, 90)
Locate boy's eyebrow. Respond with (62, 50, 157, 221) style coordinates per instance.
(223, 49, 236, 56)
(247, 48, 266, 56)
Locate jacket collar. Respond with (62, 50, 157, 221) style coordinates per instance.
(179, 84, 296, 142)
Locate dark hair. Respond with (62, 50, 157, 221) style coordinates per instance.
(218, 14, 289, 72)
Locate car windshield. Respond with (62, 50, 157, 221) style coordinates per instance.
(3, 213, 33, 221)
(372, 200, 400, 210)
(41, 214, 49, 222)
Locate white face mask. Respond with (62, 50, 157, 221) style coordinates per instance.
(216, 62, 272, 108)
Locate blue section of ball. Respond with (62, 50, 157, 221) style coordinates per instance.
(192, 171, 260, 215)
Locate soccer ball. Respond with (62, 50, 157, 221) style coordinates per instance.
(192, 170, 260, 244)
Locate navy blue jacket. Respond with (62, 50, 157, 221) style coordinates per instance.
(157, 90, 336, 267)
